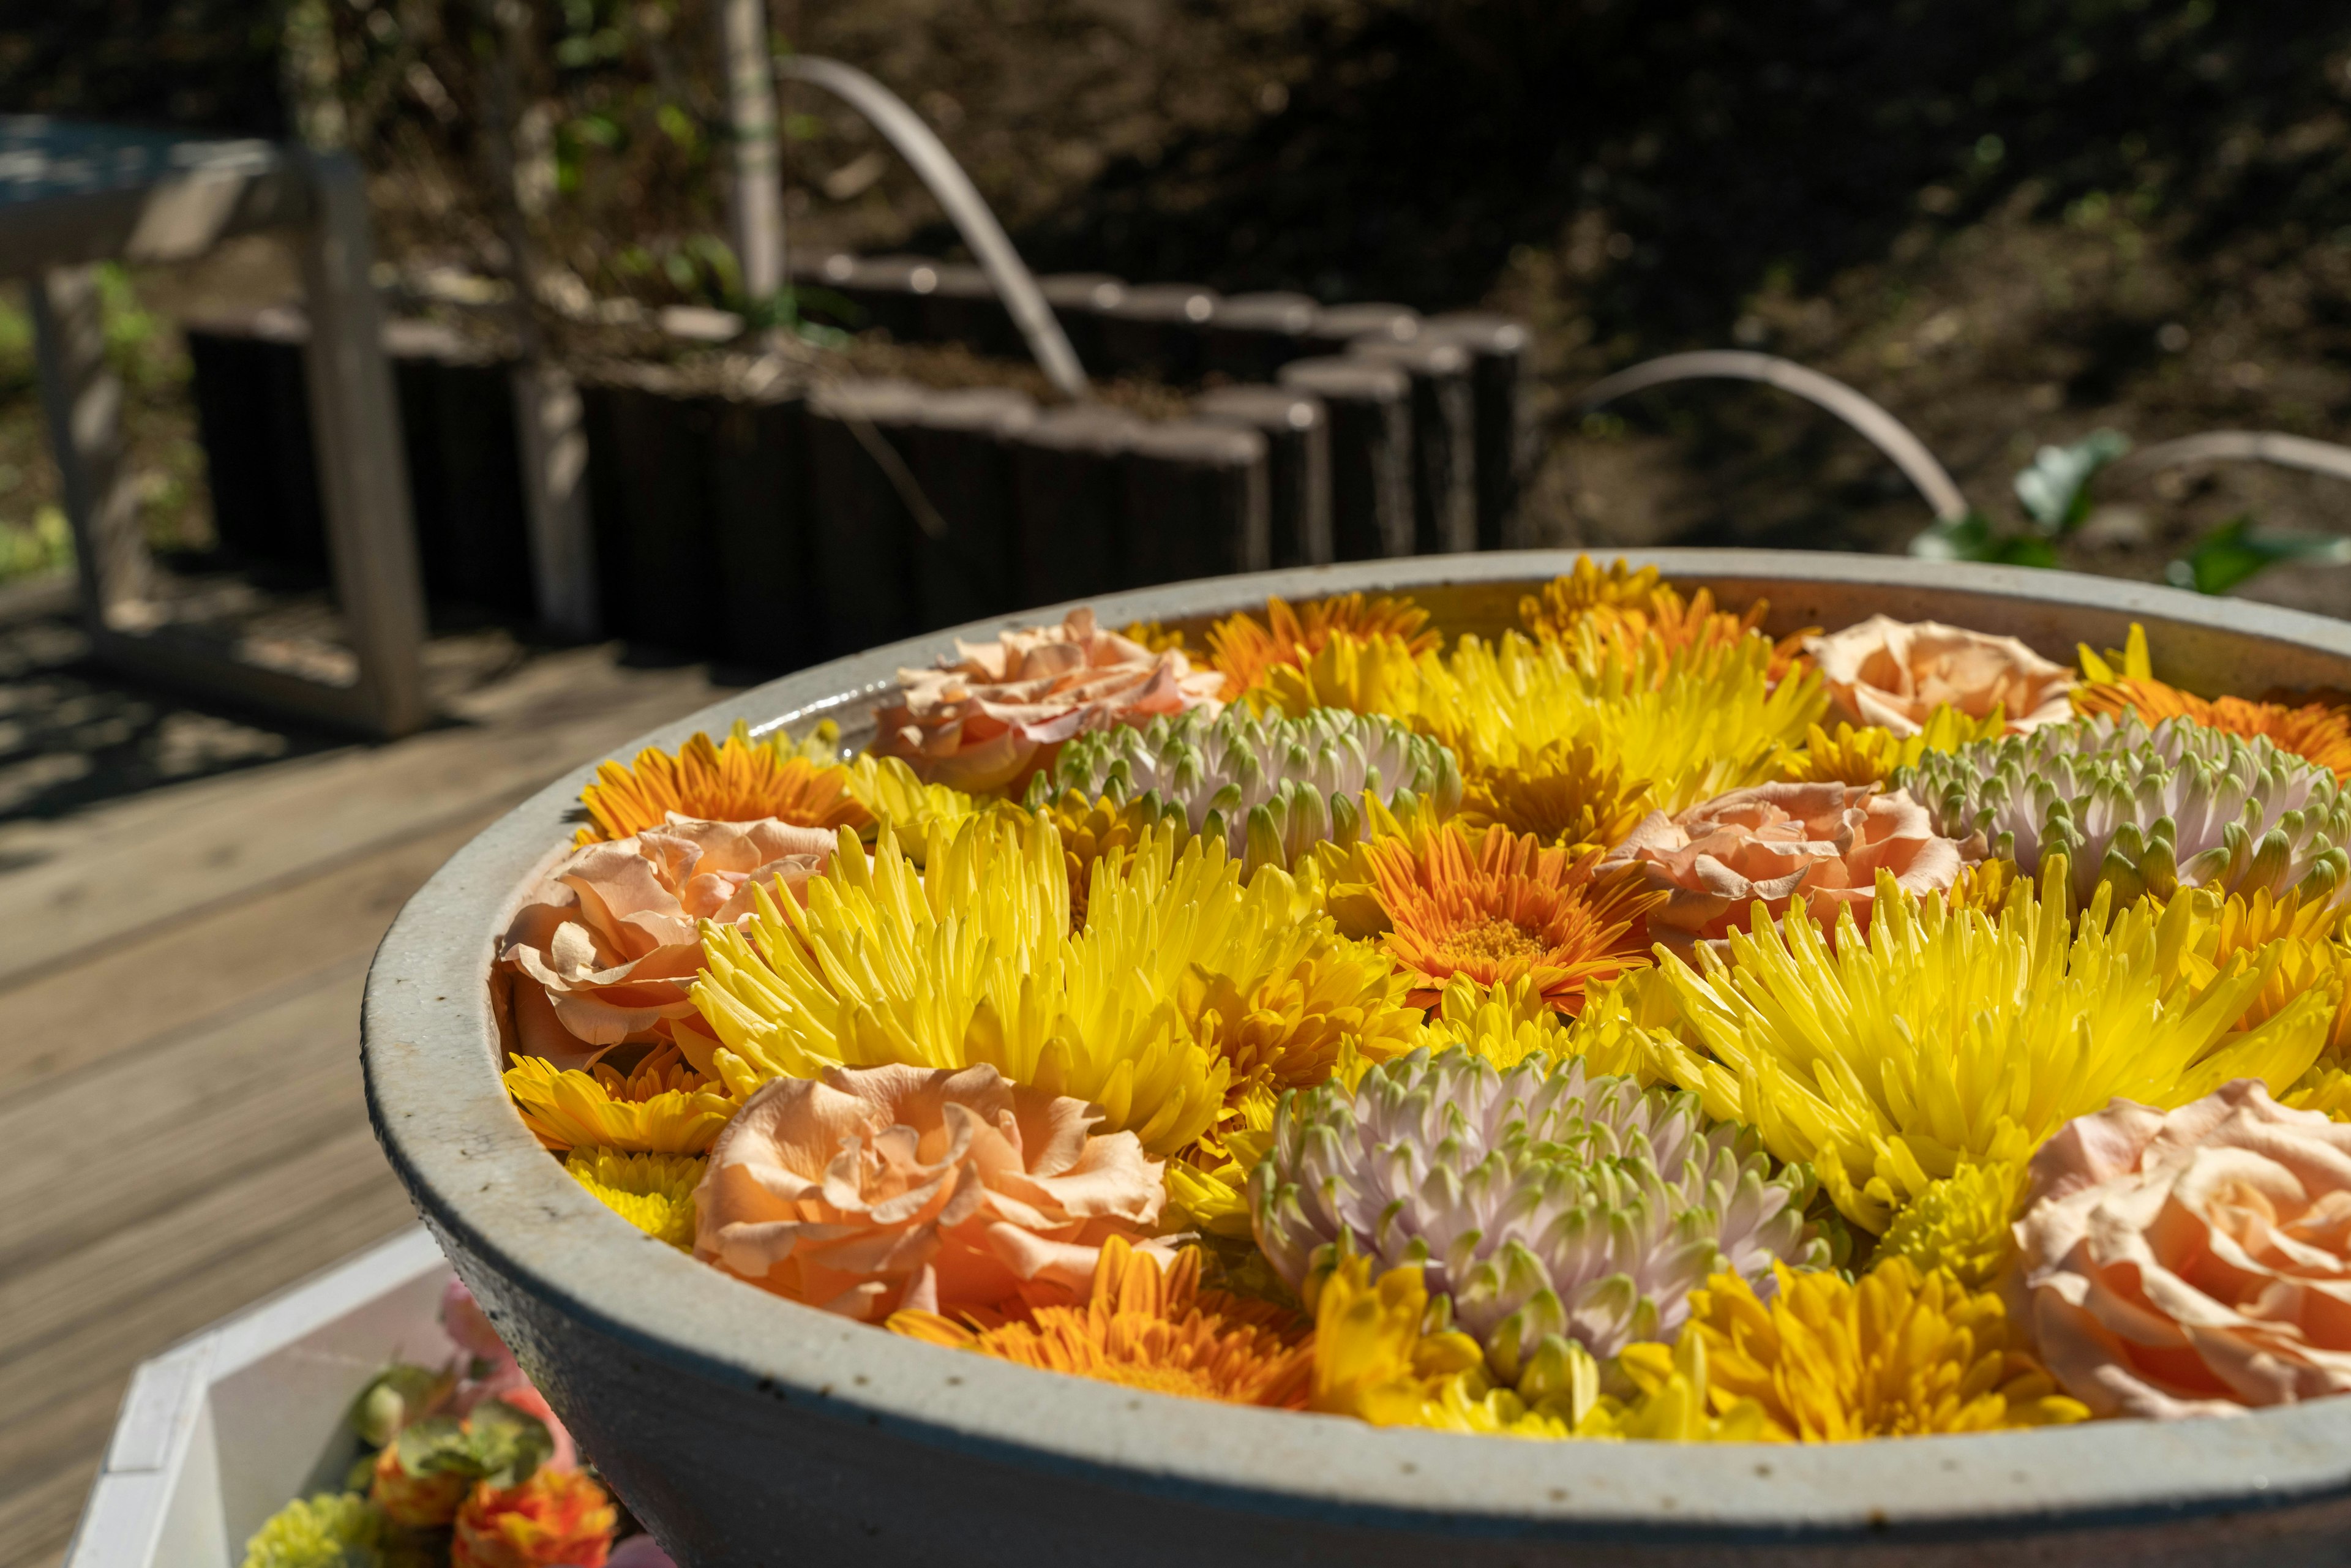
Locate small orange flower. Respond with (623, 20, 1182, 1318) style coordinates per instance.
(2075, 675, 2351, 783)
(577, 722, 868, 845)
(1366, 821, 1661, 1013)
(1205, 593, 1441, 698)
(888, 1236, 1313, 1408)
(451, 1469, 616, 1568)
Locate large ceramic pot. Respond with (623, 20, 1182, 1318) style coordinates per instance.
(364, 550, 2351, 1567)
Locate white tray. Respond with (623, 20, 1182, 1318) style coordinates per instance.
(66, 1227, 456, 1568)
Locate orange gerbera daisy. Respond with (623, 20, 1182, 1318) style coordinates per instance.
(2074, 677, 2351, 783)
(1366, 820, 1662, 1013)
(1205, 593, 1441, 699)
(576, 721, 871, 844)
(1521, 558, 1809, 684)
(888, 1236, 1313, 1408)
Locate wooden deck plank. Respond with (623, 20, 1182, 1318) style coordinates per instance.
(0, 809, 497, 1098)
(0, 646, 734, 988)
(0, 640, 744, 1567)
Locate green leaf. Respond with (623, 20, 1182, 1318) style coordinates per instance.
(2166, 516, 2351, 596)
(462, 1398, 555, 1491)
(1907, 512, 2057, 567)
(389, 1416, 477, 1479)
(348, 1365, 452, 1449)
(2014, 429, 2130, 535)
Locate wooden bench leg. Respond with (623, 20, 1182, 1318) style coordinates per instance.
(512, 361, 601, 639)
(29, 263, 149, 628)
(294, 149, 430, 738)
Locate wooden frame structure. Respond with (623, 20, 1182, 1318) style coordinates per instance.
(3, 116, 429, 738)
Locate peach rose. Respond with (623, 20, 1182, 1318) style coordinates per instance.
(1804, 614, 2073, 735)
(694, 1061, 1169, 1322)
(500, 817, 834, 1067)
(1599, 781, 1961, 958)
(871, 606, 1224, 794)
(2014, 1080, 2351, 1418)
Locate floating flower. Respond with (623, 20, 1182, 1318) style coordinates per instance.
(503, 1046, 733, 1153)
(1256, 629, 1427, 722)
(564, 1148, 702, 1248)
(451, 1469, 615, 1568)
(1781, 705, 2006, 787)
(842, 753, 978, 863)
(1599, 781, 1963, 958)
(1520, 559, 1807, 682)
(871, 607, 1224, 794)
(1367, 820, 1660, 1014)
(2077, 623, 2351, 783)
(1163, 1084, 1282, 1239)
(1645, 865, 2331, 1231)
(695, 814, 1393, 1155)
(1029, 787, 1183, 923)
(889, 1235, 1313, 1407)
(1676, 1259, 2087, 1440)
(575, 721, 869, 845)
(1878, 1162, 2027, 1290)
(1900, 712, 2351, 908)
(1030, 705, 1462, 872)
(1305, 1249, 1558, 1435)
(1207, 592, 1440, 700)
(2287, 1064, 2351, 1120)
(1805, 614, 2074, 735)
(240, 1494, 410, 1568)
(1455, 739, 1652, 856)
(500, 818, 834, 1065)
(695, 1061, 1167, 1322)
(1253, 1048, 1823, 1369)
(2015, 1079, 2351, 1417)
(1417, 632, 1826, 815)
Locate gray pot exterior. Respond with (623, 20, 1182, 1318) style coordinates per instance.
(363, 550, 2351, 1566)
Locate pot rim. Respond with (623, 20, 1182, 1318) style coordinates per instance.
(363, 548, 2351, 1543)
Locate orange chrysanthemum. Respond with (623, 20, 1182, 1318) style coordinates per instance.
(576, 722, 871, 844)
(2074, 677, 2351, 784)
(1205, 593, 1441, 699)
(888, 1236, 1313, 1408)
(1366, 821, 1662, 1013)
(1521, 559, 1809, 684)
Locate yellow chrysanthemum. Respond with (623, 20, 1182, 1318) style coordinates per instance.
(503, 1045, 736, 1155)
(2285, 1063, 2351, 1120)
(563, 1147, 702, 1248)
(1520, 559, 1809, 685)
(1782, 704, 2006, 787)
(1943, 857, 2024, 921)
(890, 1236, 1313, 1406)
(1414, 973, 1570, 1072)
(1258, 631, 1427, 722)
(2154, 885, 2351, 1060)
(1555, 970, 1683, 1083)
(1878, 1161, 2027, 1290)
(575, 720, 870, 845)
(1677, 1259, 2087, 1440)
(2077, 623, 2351, 782)
(1455, 739, 1652, 855)
(1306, 1250, 1557, 1435)
(1307, 1250, 1768, 1441)
(1120, 621, 1192, 656)
(1032, 787, 1187, 925)
(1645, 861, 2331, 1230)
(842, 752, 977, 863)
(1164, 1083, 1282, 1239)
(1207, 593, 1440, 701)
(696, 816, 1395, 1157)
(1417, 631, 1826, 814)
(1183, 924, 1420, 1101)
(1367, 820, 1661, 1014)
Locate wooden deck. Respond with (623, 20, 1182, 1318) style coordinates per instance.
(0, 629, 738, 1567)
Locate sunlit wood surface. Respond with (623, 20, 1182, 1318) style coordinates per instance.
(0, 635, 736, 1568)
